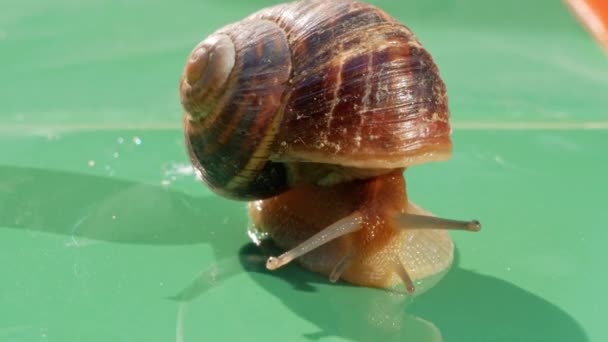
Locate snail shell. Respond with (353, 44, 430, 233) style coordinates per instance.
(180, 0, 451, 200)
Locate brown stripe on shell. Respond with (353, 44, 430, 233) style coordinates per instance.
(325, 53, 371, 151)
(250, 0, 353, 38)
(285, 62, 340, 130)
(353, 39, 451, 156)
(291, 3, 386, 72)
(269, 9, 451, 167)
(253, 0, 388, 82)
(184, 19, 292, 199)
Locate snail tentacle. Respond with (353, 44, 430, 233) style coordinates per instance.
(329, 251, 354, 283)
(265, 211, 363, 270)
(394, 213, 481, 232)
(393, 259, 416, 294)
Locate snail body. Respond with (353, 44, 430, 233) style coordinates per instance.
(248, 170, 462, 292)
(179, 0, 480, 294)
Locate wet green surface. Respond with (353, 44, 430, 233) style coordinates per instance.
(1, 0, 607, 341)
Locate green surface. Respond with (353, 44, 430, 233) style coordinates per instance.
(1, 0, 607, 341)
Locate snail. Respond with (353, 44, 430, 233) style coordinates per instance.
(179, 0, 481, 294)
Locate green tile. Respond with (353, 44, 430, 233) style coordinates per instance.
(1, 0, 605, 127)
(1, 0, 607, 340)
(1, 129, 606, 341)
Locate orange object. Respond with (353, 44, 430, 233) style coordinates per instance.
(565, 0, 608, 52)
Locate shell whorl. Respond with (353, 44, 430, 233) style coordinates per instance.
(182, 19, 292, 200)
(180, 34, 236, 121)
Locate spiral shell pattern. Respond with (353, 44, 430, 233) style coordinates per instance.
(180, 19, 292, 199)
(180, 0, 452, 199)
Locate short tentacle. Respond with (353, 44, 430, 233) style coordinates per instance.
(329, 251, 354, 283)
(393, 259, 416, 294)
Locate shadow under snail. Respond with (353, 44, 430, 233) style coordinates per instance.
(178, 0, 481, 295)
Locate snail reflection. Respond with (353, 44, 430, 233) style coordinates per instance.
(179, 0, 481, 294)
(173, 242, 444, 342)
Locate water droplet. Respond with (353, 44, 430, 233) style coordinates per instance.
(112, 215, 117, 220)
(46, 133, 60, 141)
(133, 136, 142, 145)
(113, 152, 120, 158)
(88, 160, 96, 167)
(40, 327, 49, 339)
(117, 137, 124, 144)
(163, 162, 194, 177)
(194, 168, 204, 181)
(161, 179, 171, 186)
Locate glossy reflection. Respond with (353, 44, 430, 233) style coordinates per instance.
(247, 246, 588, 341)
(1, 165, 588, 341)
(0, 163, 591, 341)
(169, 241, 587, 342)
(0, 164, 251, 341)
(407, 256, 589, 342)
(0, 165, 244, 250)
(173, 243, 443, 342)
(408, 257, 589, 341)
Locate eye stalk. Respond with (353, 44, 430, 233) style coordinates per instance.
(180, 34, 236, 121)
(395, 214, 481, 232)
